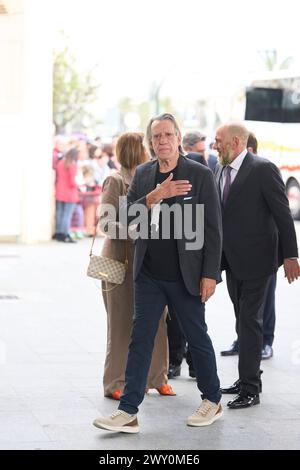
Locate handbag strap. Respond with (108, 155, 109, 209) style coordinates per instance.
(90, 232, 129, 293)
(90, 173, 129, 292)
(89, 230, 129, 268)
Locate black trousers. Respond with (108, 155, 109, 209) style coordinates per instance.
(234, 273, 276, 349)
(263, 273, 276, 346)
(168, 272, 276, 373)
(226, 269, 271, 395)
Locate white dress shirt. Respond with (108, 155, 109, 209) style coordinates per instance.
(221, 149, 248, 198)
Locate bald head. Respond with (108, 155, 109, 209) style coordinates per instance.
(213, 122, 249, 165)
(219, 123, 249, 145)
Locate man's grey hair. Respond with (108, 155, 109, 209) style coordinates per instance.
(145, 113, 185, 158)
(182, 131, 206, 149)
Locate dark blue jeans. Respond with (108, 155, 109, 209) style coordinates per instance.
(119, 270, 221, 415)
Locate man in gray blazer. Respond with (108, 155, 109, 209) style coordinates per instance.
(93, 113, 223, 433)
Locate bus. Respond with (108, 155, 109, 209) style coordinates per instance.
(245, 70, 300, 219)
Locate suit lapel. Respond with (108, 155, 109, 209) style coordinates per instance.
(175, 156, 190, 205)
(225, 152, 254, 208)
(143, 160, 158, 195)
(145, 155, 190, 202)
(174, 156, 191, 251)
(215, 164, 223, 203)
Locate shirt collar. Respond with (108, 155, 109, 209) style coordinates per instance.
(229, 148, 247, 172)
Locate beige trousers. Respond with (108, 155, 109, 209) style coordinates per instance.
(102, 268, 168, 396)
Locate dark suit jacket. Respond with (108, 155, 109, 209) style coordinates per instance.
(215, 152, 298, 280)
(207, 153, 218, 172)
(124, 155, 222, 296)
(186, 152, 207, 166)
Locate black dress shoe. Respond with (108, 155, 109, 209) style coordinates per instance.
(221, 379, 241, 394)
(188, 367, 196, 378)
(168, 364, 181, 379)
(227, 392, 260, 409)
(261, 344, 273, 360)
(220, 340, 239, 356)
(221, 378, 262, 394)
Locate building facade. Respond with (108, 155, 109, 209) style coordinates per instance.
(0, 0, 53, 243)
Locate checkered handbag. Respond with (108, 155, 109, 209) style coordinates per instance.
(87, 255, 126, 284)
(87, 230, 128, 286)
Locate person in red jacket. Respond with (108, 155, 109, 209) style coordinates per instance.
(54, 148, 79, 243)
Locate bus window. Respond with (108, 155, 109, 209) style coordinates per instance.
(245, 87, 283, 122)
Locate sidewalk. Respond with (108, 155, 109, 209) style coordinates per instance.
(0, 225, 300, 450)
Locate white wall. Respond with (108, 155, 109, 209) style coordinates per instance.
(0, 0, 53, 243)
(0, 0, 23, 238)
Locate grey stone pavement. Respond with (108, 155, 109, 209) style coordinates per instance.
(0, 223, 300, 450)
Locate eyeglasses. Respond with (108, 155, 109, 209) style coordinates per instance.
(151, 132, 176, 142)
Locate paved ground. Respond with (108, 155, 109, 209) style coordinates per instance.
(0, 223, 300, 450)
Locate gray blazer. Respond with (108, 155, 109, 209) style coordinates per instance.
(124, 155, 222, 296)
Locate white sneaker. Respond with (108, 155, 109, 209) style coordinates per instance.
(187, 399, 223, 427)
(93, 410, 139, 433)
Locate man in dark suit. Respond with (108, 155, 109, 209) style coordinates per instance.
(94, 113, 223, 432)
(214, 123, 299, 409)
(183, 131, 218, 171)
(220, 132, 277, 360)
(186, 151, 207, 166)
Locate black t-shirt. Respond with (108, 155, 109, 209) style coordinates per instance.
(142, 165, 181, 281)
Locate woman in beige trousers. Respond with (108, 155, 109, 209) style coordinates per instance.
(99, 132, 175, 400)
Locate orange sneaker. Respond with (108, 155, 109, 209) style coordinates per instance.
(156, 384, 176, 396)
(110, 389, 123, 400)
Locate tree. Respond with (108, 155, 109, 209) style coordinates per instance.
(53, 39, 101, 134)
(117, 97, 135, 131)
(149, 80, 164, 115)
(137, 101, 152, 131)
(259, 49, 294, 71)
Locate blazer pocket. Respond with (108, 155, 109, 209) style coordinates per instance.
(181, 195, 197, 203)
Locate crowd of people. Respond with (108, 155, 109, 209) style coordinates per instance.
(51, 131, 218, 244)
(52, 135, 119, 242)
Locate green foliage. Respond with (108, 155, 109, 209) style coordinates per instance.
(53, 41, 101, 134)
(259, 49, 294, 71)
(117, 95, 179, 132)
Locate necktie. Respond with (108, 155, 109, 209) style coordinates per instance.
(222, 165, 232, 205)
